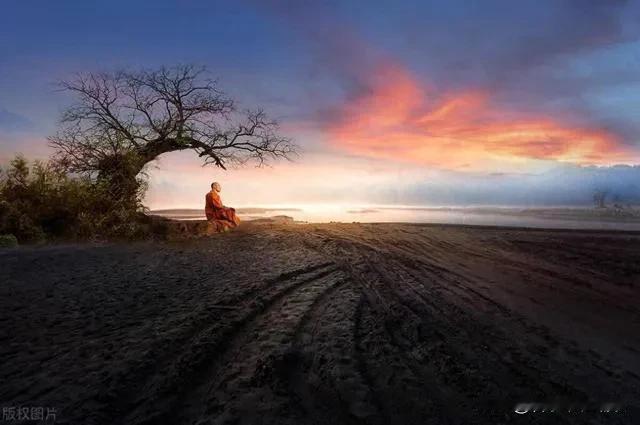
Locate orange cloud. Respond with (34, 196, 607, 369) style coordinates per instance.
(327, 63, 637, 169)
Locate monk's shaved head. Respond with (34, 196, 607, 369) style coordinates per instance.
(211, 182, 221, 192)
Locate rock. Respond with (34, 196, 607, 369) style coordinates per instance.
(145, 215, 226, 239)
(247, 215, 294, 225)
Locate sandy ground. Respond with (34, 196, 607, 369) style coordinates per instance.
(1, 223, 639, 424)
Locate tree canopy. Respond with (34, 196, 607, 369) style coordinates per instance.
(49, 65, 297, 181)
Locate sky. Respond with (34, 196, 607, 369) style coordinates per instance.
(1, 0, 640, 209)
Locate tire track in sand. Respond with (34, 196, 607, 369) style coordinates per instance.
(283, 280, 388, 425)
(306, 227, 625, 424)
(102, 260, 335, 424)
(173, 269, 348, 425)
(302, 230, 471, 424)
(116, 262, 339, 424)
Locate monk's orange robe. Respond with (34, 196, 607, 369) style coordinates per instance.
(205, 191, 240, 229)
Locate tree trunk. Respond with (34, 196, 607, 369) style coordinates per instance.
(96, 153, 146, 209)
(95, 141, 194, 209)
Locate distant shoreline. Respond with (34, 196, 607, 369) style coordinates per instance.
(150, 205, 640, 229)
(151, 207, 303, 215)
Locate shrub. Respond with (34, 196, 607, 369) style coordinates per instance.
(0, 155, 150, 243)
(0, 234, 18, 248)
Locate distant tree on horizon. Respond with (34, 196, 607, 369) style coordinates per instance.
(49, 64, 297, 203)
(593, 189, 608, 209)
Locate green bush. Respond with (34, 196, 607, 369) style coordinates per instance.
(0, 155, 150, 243)
(0, 234, 18, 248)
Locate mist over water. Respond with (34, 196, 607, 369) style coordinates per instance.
(152, 204, 640, 231)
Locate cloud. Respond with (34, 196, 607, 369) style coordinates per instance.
(398, 0, 635, 85)
(492, 0, 631, 75)
(0, 109, 33, 132)
(398, 164, 640, 206)
(256, 0, 388, 99)
(324, 61, 639, 169)
(258, 0, 640, 157)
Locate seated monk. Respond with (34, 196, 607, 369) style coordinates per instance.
(205, 182, 241, 232)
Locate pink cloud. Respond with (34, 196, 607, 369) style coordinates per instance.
(326, 62, 639, 170)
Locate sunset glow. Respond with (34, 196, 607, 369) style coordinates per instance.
(328, 63, 635, 170)
(2, 1, 640, 208)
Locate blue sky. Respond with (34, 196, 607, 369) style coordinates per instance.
(1, 0, 640, 207)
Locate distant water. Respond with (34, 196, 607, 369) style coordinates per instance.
(150, 206, 640, 231)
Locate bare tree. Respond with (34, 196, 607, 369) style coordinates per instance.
(593, 189, 608, 209)
(49, 65, 296, 200)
